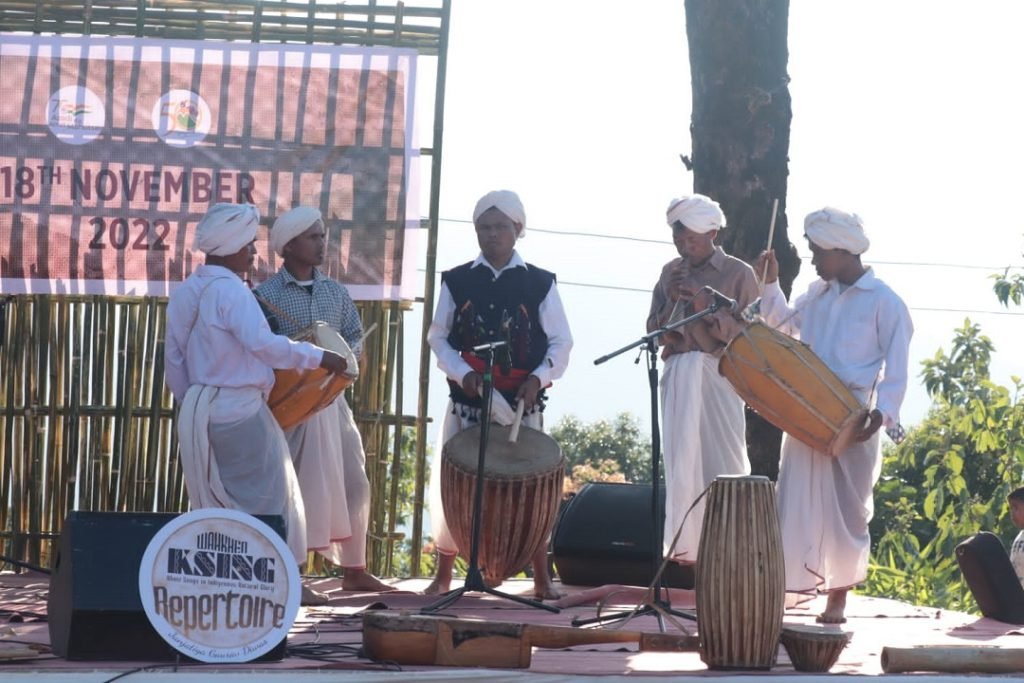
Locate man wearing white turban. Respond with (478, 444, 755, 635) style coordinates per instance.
(647, 194, 760, 568)
(425, 189, 573, 599)
(255, 206, 394, 595)
(164, 203, 350, 603)
(756, 206, 913, 623)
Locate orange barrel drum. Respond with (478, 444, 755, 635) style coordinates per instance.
(719, 322, 868, 457)
(268, 321, 358, 430)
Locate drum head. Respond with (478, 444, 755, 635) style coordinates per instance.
(827, 409, 870, 457)
(443, 424, 563, 478)
(310, 321, 359, 379)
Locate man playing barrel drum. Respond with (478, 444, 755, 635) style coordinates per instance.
(424, 190, 573, 599)
(647, 194, 760, 567)
(255, 206, 395, 599)
(755, 207, 913, 623)
(165, 203, 349, 581)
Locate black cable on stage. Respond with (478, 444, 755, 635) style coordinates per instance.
(97, 662, 185, 683)
(0, 555, 50, 574)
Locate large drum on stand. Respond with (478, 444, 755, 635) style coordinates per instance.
(696, 475, 785, 670)
(719, 322, 868, 457)
(441, 424, 564, 587)
(268, 321, 359, 430)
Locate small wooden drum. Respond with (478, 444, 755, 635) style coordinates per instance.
(441, 424, 564, 587)
(267, 321, 358, 430)
(696, 475, 785, 670)
(719, 322, 868, 457)
(780, 624, 850, 672)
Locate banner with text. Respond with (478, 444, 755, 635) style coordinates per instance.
(0, 35, 419, 299)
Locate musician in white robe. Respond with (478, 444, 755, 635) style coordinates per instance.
(647, 195, 760, 565)
(424, 190, 573, 599)
(256, 206, 393, 595)
(164, 203, 348, 584)
(756, 207, 913, 623)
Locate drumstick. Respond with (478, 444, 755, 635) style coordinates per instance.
(760, 198, 779, 286)
(508, 400, 525, 443)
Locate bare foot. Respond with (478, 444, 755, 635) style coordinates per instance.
(816, 589, 848, 623)
(300, 584, 329, 606)
(341, 568, 397, 592)
(533, 578, 564, 600)
(422, 552, 456, 595)
(423, 577, 451, 595)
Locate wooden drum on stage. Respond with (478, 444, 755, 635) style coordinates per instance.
(441, 424, 565, 587)
(696, 475, 785, 670)
(268, 321, 359, 430)
(719, 322, 868, 457)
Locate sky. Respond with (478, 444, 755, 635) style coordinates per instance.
(402, 0, 1024, 446)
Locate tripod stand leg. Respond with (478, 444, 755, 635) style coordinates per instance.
(422, 567, 561, 614)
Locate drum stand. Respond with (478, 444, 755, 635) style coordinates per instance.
(422, 341, 560, 615)
(574, 302, 723, 630)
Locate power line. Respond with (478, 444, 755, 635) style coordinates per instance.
(436, 217, 1023, 271)
(414, 268, 1024, 316)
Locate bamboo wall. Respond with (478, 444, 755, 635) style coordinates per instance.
(0, 0, 448, 576)
(0, 295, 415, 574)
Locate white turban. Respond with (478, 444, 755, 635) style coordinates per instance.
(269, 206, 321, 256)
(804, 207, 870, 255)
(665, 194, 726, 234)
(473, 190, 526, 235)
(193, 203, 260, 256)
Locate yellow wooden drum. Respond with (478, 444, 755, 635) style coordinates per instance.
(441, 424, 564, 587)
(268, 321, 358, 430)
(719, 322, 868, 457)
(696, 475, 785, 670)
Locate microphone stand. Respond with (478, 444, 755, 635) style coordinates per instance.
(422, 341, 559, 614)
(572, 302, 722, 630)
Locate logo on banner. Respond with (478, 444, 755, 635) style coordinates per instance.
(153, 89, 211, 147)
(46, 86, 105, 145)
(138, 509, 299, 663)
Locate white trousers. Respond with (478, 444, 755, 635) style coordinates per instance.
(660, 352, 749, 563)
(284, 397, 371, 567)
(177, 385, 308, 564)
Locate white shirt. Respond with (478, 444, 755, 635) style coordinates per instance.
(426, 251, 573, 388)
(165, 264, 323, 402)
(760, 267, 913, 428)
(1011, 530, 1024, 589)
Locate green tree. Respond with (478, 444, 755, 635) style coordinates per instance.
(866, 320, 1024, 611)
(549, 413, 652, 486)
(993, 266, 1024, 307)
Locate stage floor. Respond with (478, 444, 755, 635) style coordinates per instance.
(1, 570, 1022, 680)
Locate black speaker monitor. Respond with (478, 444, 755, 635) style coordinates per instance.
(551, 482, 693, 589)
(47, 511, 288, 661)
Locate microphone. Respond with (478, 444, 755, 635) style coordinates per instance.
(700, 286, 738, 313)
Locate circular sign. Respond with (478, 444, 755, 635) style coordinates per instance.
(151, 89, 211, 147)
(138, 509, 300, 663)
(46, 86, 105, 145)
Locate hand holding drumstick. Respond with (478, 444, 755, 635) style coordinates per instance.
(319, 350, 349, 375)
(754, 249, 779, 285)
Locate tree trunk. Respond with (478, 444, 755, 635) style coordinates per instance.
(684, 0, 797, 479)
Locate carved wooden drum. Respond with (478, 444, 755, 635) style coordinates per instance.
(441, 423, 564, 587)
(268, 321, 358, 430)
(719, 322, 868, 457)
(696, 475, 785, 670)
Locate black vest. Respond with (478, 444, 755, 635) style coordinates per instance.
(443, 261, 555, 409)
